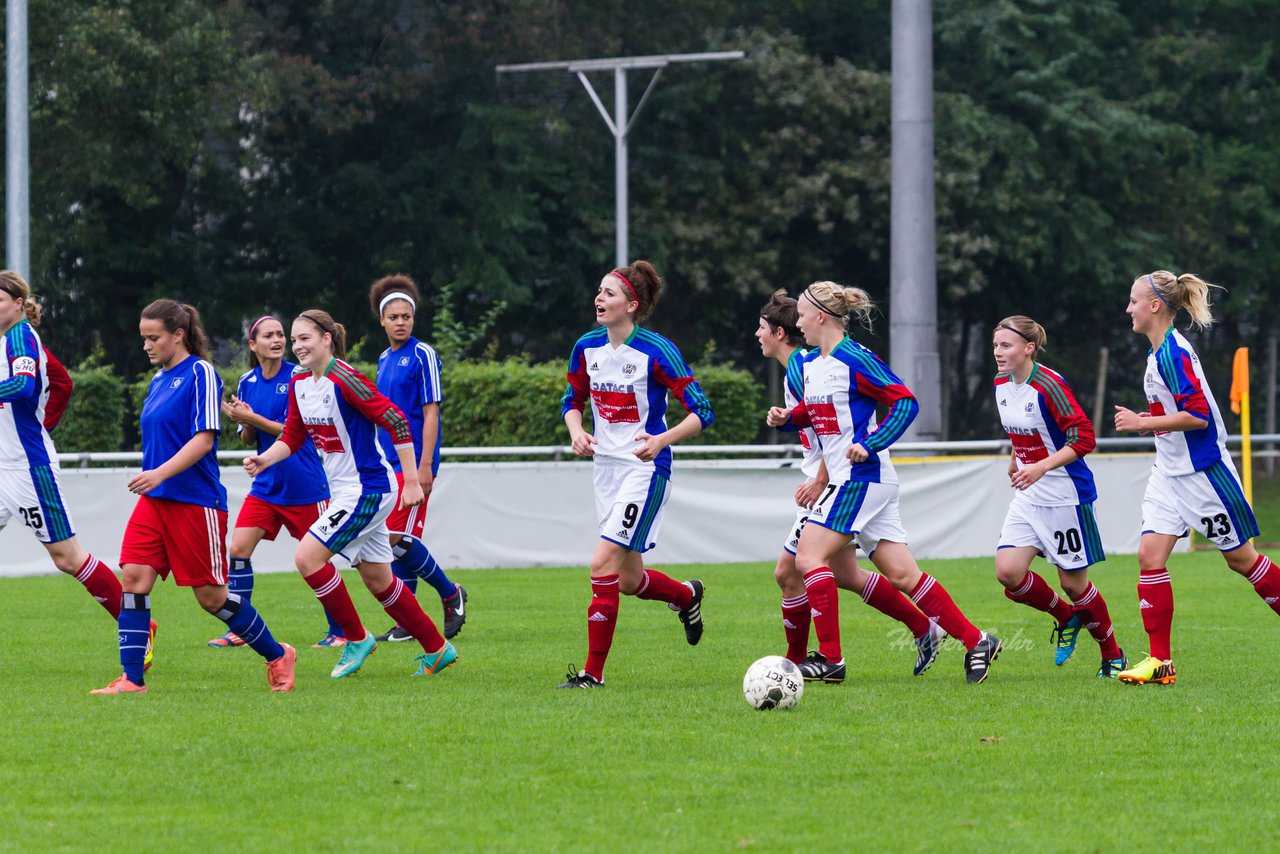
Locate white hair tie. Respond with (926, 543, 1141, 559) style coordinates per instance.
(378, 292, 416, 315)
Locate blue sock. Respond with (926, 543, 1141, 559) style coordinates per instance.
(392, 556, 420, 595)
(215, 594, 285, 662)
(120, 593, 151, 685)
(392, 536, 456, 599)
(324, 605, 344, 639)
(228, 557, 254, 605)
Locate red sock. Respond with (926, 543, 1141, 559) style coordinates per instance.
(75, 554, 121, 619)
(803, 568, 841, 663)
(633, 569, 692, 608)
(1246, 554, 1280, 616)
(781, 593, 811, 664)
(1004, 570, 1074, 626)
(304, 563, 366, 642)
(585, 575, 620, 680)
(862, 573, 931, 638)
(376, 578, 446, 653)
(910, 573, 981, 649)
(1071, 582, 1121, 659)
(1137, 568, 1174, 660)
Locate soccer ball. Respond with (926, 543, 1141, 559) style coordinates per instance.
(742, 655, 804, 710)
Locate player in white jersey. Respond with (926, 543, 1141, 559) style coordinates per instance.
(768, 281, 1000, 683)
(245, 309, 457, 680)
(1113, 271, 1280, 685)
(0, 272, 129, 638)
(991, 315, 1127, 677)
(756, 290, 942, 676)
(558, 260, 714, 688)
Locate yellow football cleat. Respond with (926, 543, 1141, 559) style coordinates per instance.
(1117, 655, 1176, 685)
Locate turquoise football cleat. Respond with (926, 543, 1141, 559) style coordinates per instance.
(330, 631, 377, 678)
(413, 641, 458, 676)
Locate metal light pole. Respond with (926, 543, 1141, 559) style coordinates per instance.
(6, 0, 29, 278)
(890, 0, 942, 440)
(497, 51, 744, 268)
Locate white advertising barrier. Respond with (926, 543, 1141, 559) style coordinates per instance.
(0, 454, 1178, 577)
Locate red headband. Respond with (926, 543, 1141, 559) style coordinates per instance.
(612, 270, 638, 302)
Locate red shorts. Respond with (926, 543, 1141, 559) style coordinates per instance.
(235, 494, 328, 542)
(120, 496, 229, 587)
(386, 470, 430, 538)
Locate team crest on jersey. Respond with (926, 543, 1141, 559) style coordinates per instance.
(170, 377, 183, 389)
(10, 356, 36, 377)
(622, 363, 637, 376)
(276, 383, 288, 394)
(1024, 401, 1034, 414)
(322, 394, 331, 404)
(399, 356, 410, 366)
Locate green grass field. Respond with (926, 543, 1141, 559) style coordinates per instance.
(4, 550, 1280, 852)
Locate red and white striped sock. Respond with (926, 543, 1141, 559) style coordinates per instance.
(585, 575, 620, 681)
(75, 554, 122, 619)
(634, 569, 693, 609)
(910, 573, 982, 650)
(1137, 568, 1174, 660)
(862, 572, 931, 638)
(1246, 554, 1280, 617)
(780, 593, 811, 664)
(304, 563, 366, 642)
(1004, 570, 1074, 627)
(803, 567, 842, 663)
(376, 577, 445, 654)
(1070, 582, 1121, 660)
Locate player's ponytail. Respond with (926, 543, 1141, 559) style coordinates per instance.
(993, 315, 1047, 359)
(1146, 270, 1222, 329)
(297, 309, 347, 360)
(759, 289, 804, 345)
(613, 260, 663, 322)
(804, 280, 876, 331)
(0, 270, 42, 328)
(141, 299, 212, 363)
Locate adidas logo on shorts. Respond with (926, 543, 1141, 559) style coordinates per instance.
(615, 529, 628, 538)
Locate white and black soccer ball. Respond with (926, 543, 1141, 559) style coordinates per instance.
(742, 655, 804, 710)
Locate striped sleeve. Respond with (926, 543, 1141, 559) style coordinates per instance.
(418, 343, 442, 405)
(190, 360, 222, 433)
(1156, 342, 1211, 421)
(0, 324, 38, 403)
(560, 339, 591, 416)
(330, 360, 413, 444)
(280, 375, 308, 453)
(844, 345, 917, 453)
(645, 332, 715, 429)
(784, 350, 805, 402)
(1031, 368, 1095, 455)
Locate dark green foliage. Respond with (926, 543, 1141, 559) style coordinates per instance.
(53, 365, 126, 453)
(440, 360, 569, 448)
(681, 363, 768, 445)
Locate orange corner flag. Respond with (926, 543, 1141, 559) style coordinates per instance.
(1230, 347, 1249, 415)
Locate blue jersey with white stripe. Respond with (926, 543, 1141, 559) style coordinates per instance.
(0, 320, 57, 470)
(237, 362, 328, 505)
(140, 354, 227, 510)
(376, 337, 443, 476)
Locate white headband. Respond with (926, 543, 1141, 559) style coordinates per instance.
(378, 292, 416, 315)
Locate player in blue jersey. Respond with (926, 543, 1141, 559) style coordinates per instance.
(92, 300, 295, 694)
(558, 260, 715, 688)
(209, 315, 345, 649)
(367, 275, 467, 642)
(0, 272, 128, 637)
(1114, 271, 1280, 685)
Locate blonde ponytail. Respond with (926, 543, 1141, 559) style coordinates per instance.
(804, 280, 876, 331)
(1147, 270, 1222, 329)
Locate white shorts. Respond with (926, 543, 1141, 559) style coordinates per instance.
(997, 497, 1105, 571)
(1142, 461, 1259, 552)
(310, 488, 394, 565)
(784, 503, 859, 556)
(0, 464, 76, 544)
(594, 464, 669, 554)
(805, 480, 907, 556)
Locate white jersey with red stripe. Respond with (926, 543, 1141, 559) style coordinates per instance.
(561, 326, 714, 479)
(1144, 327, 1230, 476)
(783, 337, 919, 486)
(994, 363, 1098, 507)
(784, 347, 822, 479)
(280, 358, 414, 495)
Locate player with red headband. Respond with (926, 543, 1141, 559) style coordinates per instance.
(1113, 271, 1280, 685)
(558, 260, 714, 688)
(991, 315, 1126, 677)
(208, 314, 343, 649)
